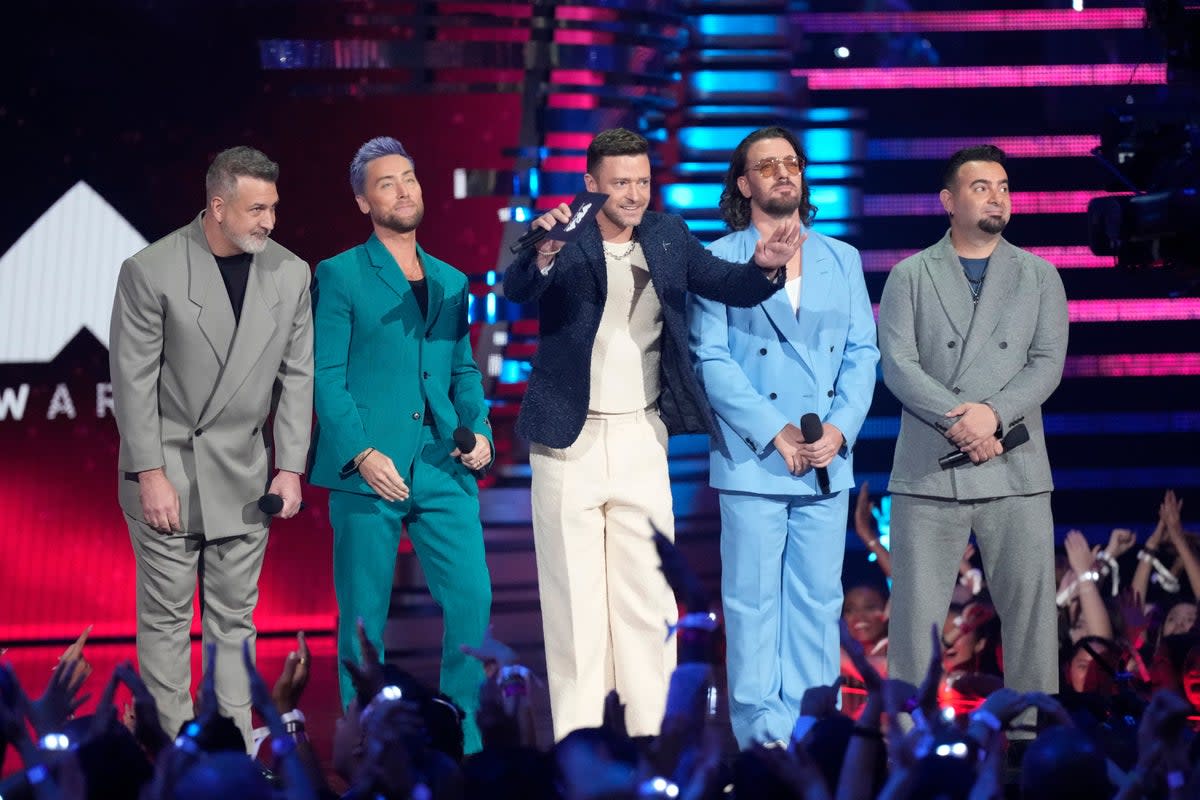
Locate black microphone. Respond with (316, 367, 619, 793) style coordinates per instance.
(939, 422, 1030, 470)
(800, 413, 831, 494)
(257, 493, 307, 515)
(453, 426, 490, 479)
(508, 225, 550, 255)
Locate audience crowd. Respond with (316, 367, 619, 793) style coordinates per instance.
(2, 489, 1198, 799)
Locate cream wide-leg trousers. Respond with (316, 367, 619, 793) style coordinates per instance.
(529, 407, 679, 740)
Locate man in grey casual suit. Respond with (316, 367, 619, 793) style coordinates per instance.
(878, 145, 1068, 696)
(109, 146, 313, 745)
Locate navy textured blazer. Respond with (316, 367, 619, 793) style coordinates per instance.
(502, 211, 781, 450)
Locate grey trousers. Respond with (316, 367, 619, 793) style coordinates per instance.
(886, 493, 1059, 696)
(126, 515, 268, 749)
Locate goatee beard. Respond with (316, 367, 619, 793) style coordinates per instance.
(978, 216, 1007, 235)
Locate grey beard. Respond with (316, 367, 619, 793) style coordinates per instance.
(978, 216, 1007, 235)
(223, 225, 270, 254)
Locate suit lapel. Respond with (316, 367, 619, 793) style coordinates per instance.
(956, 238, 1019, 379)
(198, 252, 280, 428)
(188, 216, 236, 365)
(924, 230, 974, 342)
(578, 219, 607, 295)
(734, 225, 817, 379)
(365, 234, 424, 334)
(791, 234, 830, 372)
(418, 245, 446, 336)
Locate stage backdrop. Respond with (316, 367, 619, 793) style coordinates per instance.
(0, 1, 521, 642)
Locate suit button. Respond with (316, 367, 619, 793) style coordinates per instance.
(830, 345, 834, 352)
(411, 412, 421, 420)
(769, 392, 777, 400)
(759, 348, 767, 355)
(423, 371, 430, 379)
(827, 389, 835, 397)
(745, 437, 755, 448)
(999, 341, 1008, 349)
(953, 387, 962, 395)
(194, 428, 203, 437)
(947, 341, 956, 348)
(251, 427, 259, 435)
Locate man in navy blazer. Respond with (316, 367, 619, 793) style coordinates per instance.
(503, 127, 801, 739)
(689, 127, 878, 747)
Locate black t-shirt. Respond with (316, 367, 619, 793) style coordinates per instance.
(408, 276, 435, 425)
(214, 252, 252, 323)
(409, 277, 429, 319)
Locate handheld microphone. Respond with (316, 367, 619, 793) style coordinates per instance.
(453, 426, 490, 479)
(257, 493, 307, 515)
(508, 225, 550, 255)
(800, 413, 831, 494)
(938, 422, 1030, 470)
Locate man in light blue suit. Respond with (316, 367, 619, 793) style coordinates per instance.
(689, 127, 878, 747)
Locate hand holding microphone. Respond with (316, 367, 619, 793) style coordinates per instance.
(511, 203, 572, 259)
(258, 493, 307, 516)
(453, 426, 491, 479)
(800, 413, 833, 495)
(938, 423, 1030, 469)
(259, 470, 305, 518)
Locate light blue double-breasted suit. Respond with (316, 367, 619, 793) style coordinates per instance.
(689, 226, 878, 747)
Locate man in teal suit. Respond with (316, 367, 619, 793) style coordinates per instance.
(309, 136, 493, 753)
(689, 127, 878, 748)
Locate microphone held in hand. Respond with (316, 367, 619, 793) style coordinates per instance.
(508, 226, 549, 255)
(257, 493, 307, 516)
(938, 422, 1030, 470)
(453, 426, 489, 479)
(800, 413, 831, 494)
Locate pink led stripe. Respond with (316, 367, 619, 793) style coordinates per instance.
(1067, 299, 1200, 323)
(871, 136, 1100, 160)
(1063, 354, 1200, 378)
(864, 191, 1121, 216)
(860, 247, 1113, 272)
(791, 9, 1146, 33)
(792, 64, 1166, 90)
(868, 300, 1200, 324)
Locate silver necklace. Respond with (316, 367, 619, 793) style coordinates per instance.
(603, 239, 637, 260)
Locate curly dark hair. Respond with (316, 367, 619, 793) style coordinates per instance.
(719, 126, 816, 231)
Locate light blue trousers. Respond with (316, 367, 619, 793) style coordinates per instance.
(720, 489, 848, 748)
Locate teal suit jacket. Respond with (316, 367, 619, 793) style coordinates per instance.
(308, 234, 491, 496)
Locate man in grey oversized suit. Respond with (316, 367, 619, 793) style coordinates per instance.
(109, 146, 313, 745)
(878, 145, 1068, 697)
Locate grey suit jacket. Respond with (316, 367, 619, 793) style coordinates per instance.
(878, 231, 1068, 500)
(110, 213, 314, 538)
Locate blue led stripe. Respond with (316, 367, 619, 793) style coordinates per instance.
(689, 72, 792, 95)
(696, 15, 787, 37)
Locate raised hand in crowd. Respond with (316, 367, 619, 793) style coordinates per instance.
(462, 626, 545, 750)
(1106, 527, 1138, 560)
(342, 618, 386, 706)
(458, 624, 518, 679)
(1062, 529, 1114, 642)
(272, 631, 311, 715)
(90, 660, 170, 755)
(853, 482, 891, 577)
(1160, 490, 1200, 599)
(243, 640, 317, 800)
